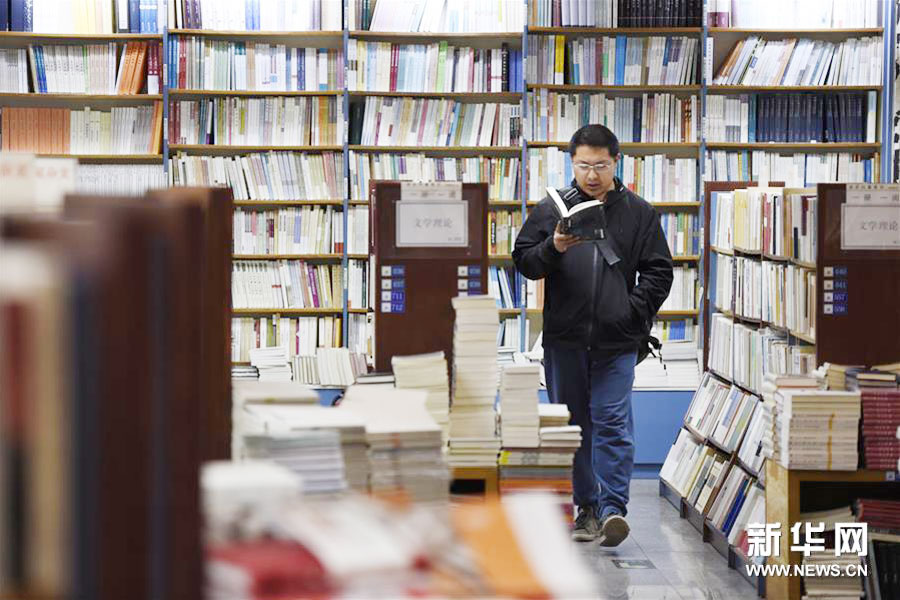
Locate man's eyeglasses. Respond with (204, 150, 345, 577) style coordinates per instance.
(573, 162, 615, 174)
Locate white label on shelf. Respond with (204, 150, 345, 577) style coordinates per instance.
(841, 204, 900, 250)
(381, 302, 392, 313)
(824, 267, 834, 277)
(824, 280, 834, 291)
(846, 183, 900, 206)
(400, 182, 463, 202)
(381, 265, 392, 277)
(396, 201, 468, 247)
(824, 304, 834, 315)
(824, 292, 834, 302)
(381, 291, 392, 302)
(457, 265, 468, 276)
(457, 279, 468, 290)
(381, 279, 392, 290)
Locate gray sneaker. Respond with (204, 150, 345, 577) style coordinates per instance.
(572, 506, 600, 542)
(598, 511, 630, 547)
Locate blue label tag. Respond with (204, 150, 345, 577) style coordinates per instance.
(392, 265, 405, 276)
(391, 301, 405, 313)
(833, 303, 848, 315)
(467, 280, 482, 290)
(467, 265, 482, 276)
(833, 266, 848, 277)
(391, 290, 405, 302)
(832, 292, 848, 303)
(390, 279, 405, 289)
(834, 279, 848, 290)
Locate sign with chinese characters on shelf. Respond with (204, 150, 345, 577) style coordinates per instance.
(842, 183, 900, 250)
(395, 201, 468, 248)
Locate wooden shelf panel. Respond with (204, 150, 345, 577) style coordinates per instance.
(529, 141, 699, 149)
(0, 32, 162, 41)
(26, 153, 163, 162)
(527, 84, 700, 92)
(168, 89, 341, 97)
(232, 308, 343, 315)
(233, 254, 367, 260)
(710, 245, 734, 256)
(348, 91, 522, 101)
(233, 200, 345, 207)
(350, 145, 521, 154)
(705, 142, 881, 151)
(170, 144, 343, 153)
(528, 26, 702, 35)
(708, 85, 882, 92)
(170, 29, 343, 39)
(789, 330, 816, 345)
(708, 27, 883, 35)
(488, 254, 514, 260)
(651, 202, 702, 208)
(658, 310, 699, 318)
(350, 31, 522, 43)
(0, 92, 162, 101)
(673, 255, 700, 262)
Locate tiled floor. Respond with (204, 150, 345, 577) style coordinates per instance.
(574, 479, 761, 600)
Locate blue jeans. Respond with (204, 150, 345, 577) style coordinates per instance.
(544, 346, 636, 517)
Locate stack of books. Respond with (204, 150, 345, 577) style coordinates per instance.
(341, 386, 449, 503)
(633, 354, 668, 389)
(660, 339, 701, 389)
(499, 364, 541, 448)
(231, 365, 259, 380)
(860, 387, 900, 470)
(249, 346, 292, 382)
(391, 351, 451, 441)
(856, 499, 900, 531)
(775, 389, 861, 470)
(243, 430, 347, 495)
(802, 554, 864, 599)
(499, 404, 580, 523)
(449, 295, 501, 468)
(242, 404, 370, 493)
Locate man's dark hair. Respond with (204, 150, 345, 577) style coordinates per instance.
(568, 124, 620, 158)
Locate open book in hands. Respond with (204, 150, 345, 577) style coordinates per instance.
(546, 187, 606, 241)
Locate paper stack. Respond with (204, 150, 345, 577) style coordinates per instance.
(231, 380, 321, 458)
(391, 351, 450, 441)
(499, 403, 580, 523)
(802, 554, 864, 599)
(250, 346, 293, 382)
(243, 429, 348, 495)
(661, 340, 701, 388)
(449, 295, 500, 467)
(340, 385, 449, 502)
(775, 389, 861, 470)
(499, 364, 541, 448)
(860, 388, 900, 470)
(633, 354, 669, 388)
(242, 404, 370, 492)
(231, 365, 259, 380)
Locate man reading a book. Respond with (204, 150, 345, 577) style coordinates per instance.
(512, 124, 674, 545)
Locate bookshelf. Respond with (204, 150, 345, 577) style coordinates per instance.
(3, 1, 894, 368)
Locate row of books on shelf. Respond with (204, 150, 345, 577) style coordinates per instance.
(704, 151, 878, 186)
(232, 206, 369, 256)
(527, 35, 699, 86)
(0, 42, 160, 95)
(168, 151, 344, 201)
(76, 163, 166, 194)
(166, 38, 344, 92)
(709, 0, 882, 28)
(231, 315, 344, 364)
(170, 0, 342, 32)
(349, 153, 520, 202)
(530, 0, 702, 28)
(347, 41, 524, 94)
(243, 345, 365, 386)
(488, 209, 522, 256)
(498, 315, 532, 355)
(526, 91, 698, 143)
(705, 92, 877, 144)
(232, 260, 344, 311)
(712, 36, 883, 87)
(660, 212, 699, 257)
(0, 104, 163, 154)
(356, 0, 526, 33)
(710, 187, 817, 261)
(3, 0, 163, 33)
(351, 97, 523, 147)
(661, 428, 765, 554)
(660, 266, 697, 312)
(168, 96, 344, 146)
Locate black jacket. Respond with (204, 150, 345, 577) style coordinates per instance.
(513, 179, 674, 352)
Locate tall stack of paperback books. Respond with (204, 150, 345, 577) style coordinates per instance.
(448, 295, 501, 467)
(774, 389, 861, 470)
(392, 351, 451, 442)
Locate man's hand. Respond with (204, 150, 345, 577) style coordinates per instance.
(553, 221, 582, 253)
